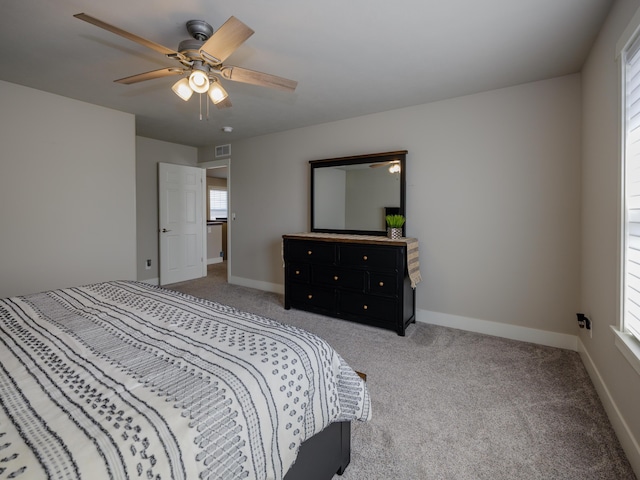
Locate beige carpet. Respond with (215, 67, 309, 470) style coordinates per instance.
(166, 263, 637, 480)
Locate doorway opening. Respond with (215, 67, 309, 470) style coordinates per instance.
(201, 159, 230, 283)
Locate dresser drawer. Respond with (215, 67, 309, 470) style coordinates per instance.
(289, 283, 336, 310)
(288, 263, 310, 283)
(313, 266, 365, 290)
(339, 292, 397, 324)
(339, 245, 400, 270)
(286, 240, 336, 264)
(368, 272, 398, 296)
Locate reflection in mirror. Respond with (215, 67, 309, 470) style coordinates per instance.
(310, 151, 406, 236)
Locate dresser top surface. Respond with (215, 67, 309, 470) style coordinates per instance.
(283, 232, 418, 247)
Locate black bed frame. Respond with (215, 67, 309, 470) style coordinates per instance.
(284, 421, 351, 479)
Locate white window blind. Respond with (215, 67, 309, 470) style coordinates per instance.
(209, 187, 227, 221)
(623, 34, 640, 341)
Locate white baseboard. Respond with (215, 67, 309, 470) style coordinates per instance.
(228, 275, 284, 295)
(140, 277, 159, 286)
(417, 309, 578, 351)
(207, 257, 223, 265)
(578, 338, 640, 476)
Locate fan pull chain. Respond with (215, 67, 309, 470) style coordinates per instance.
(197, 93, 211, 121)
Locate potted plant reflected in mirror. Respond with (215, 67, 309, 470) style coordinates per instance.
(386, 214, 405, 239)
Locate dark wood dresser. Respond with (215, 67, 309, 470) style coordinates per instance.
(283, 233, 420, 336)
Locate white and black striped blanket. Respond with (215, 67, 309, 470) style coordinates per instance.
(0, 281, 371, 480)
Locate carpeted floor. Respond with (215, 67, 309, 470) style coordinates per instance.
(166, 263, 637, 480)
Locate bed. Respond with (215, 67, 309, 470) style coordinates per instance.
(0, 281, 371, 480)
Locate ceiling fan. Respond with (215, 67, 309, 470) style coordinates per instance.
(73, 13, 298, 111)
(370, 160, 401, 173)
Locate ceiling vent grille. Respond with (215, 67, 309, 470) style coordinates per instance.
(215, 144, 231, 158)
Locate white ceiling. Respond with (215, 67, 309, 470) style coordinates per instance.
(0, 0, 613, 147)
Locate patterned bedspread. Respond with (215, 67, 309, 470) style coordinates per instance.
(0, 281, 371, 480)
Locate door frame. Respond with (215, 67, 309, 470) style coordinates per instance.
(200, 158, 231, 283)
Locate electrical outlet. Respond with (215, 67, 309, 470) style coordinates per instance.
(576, 312, 592, 338)
(145, 259, 152, 270)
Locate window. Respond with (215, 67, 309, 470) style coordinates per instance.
(623, 33, 640, 343)
(617, 14, 640, 375)
(209, 187, 227, 221)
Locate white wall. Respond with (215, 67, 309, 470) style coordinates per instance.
(136, 136, 198, 282)
(314, 167, 346, 229)
(580, 0, 640, 472)
(227, 74, 581, 341)
(345, 167, 399, 231)
(0, 80, 136, 297)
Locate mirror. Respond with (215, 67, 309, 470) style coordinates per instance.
(310, 150, 407, 236)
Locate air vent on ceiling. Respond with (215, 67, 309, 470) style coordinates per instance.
(215, 144, 231, 158)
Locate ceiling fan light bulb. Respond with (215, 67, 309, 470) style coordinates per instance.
(208, 82, 229, 104)
(189, 70, 210, 93)
(171, 78, 193, 101)
(389, 164, 401, 174)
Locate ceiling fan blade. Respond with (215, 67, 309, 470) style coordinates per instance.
(215, 97, 233, 109)
(114, 68, 185, 85)
(74, 13, 182, 58)
(219, 66, 297, 92)
(199, 16, 254, 64)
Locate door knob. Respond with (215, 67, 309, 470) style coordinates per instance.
(161, 228, 172, 233)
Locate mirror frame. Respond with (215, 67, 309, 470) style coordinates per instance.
(310, 150, 407, 236)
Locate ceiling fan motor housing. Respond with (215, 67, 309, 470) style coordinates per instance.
(178, 39, 205, 58)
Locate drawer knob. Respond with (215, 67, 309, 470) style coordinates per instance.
(308, 294, 313, 300)
(363, 305, 368, 310)
(334, 275, 339, 281)
(307, 250, 313, 255)
(379, 281, 384, 287)
(363, 255, 368, 261)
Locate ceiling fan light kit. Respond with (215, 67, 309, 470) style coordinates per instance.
(171, 77, 194, 101)
(73, 13, 298, 119)
(208, 81, 228, 104)
(189, 73, 209, 93)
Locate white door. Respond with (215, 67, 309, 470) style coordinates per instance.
(159, 163, 206, 285)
